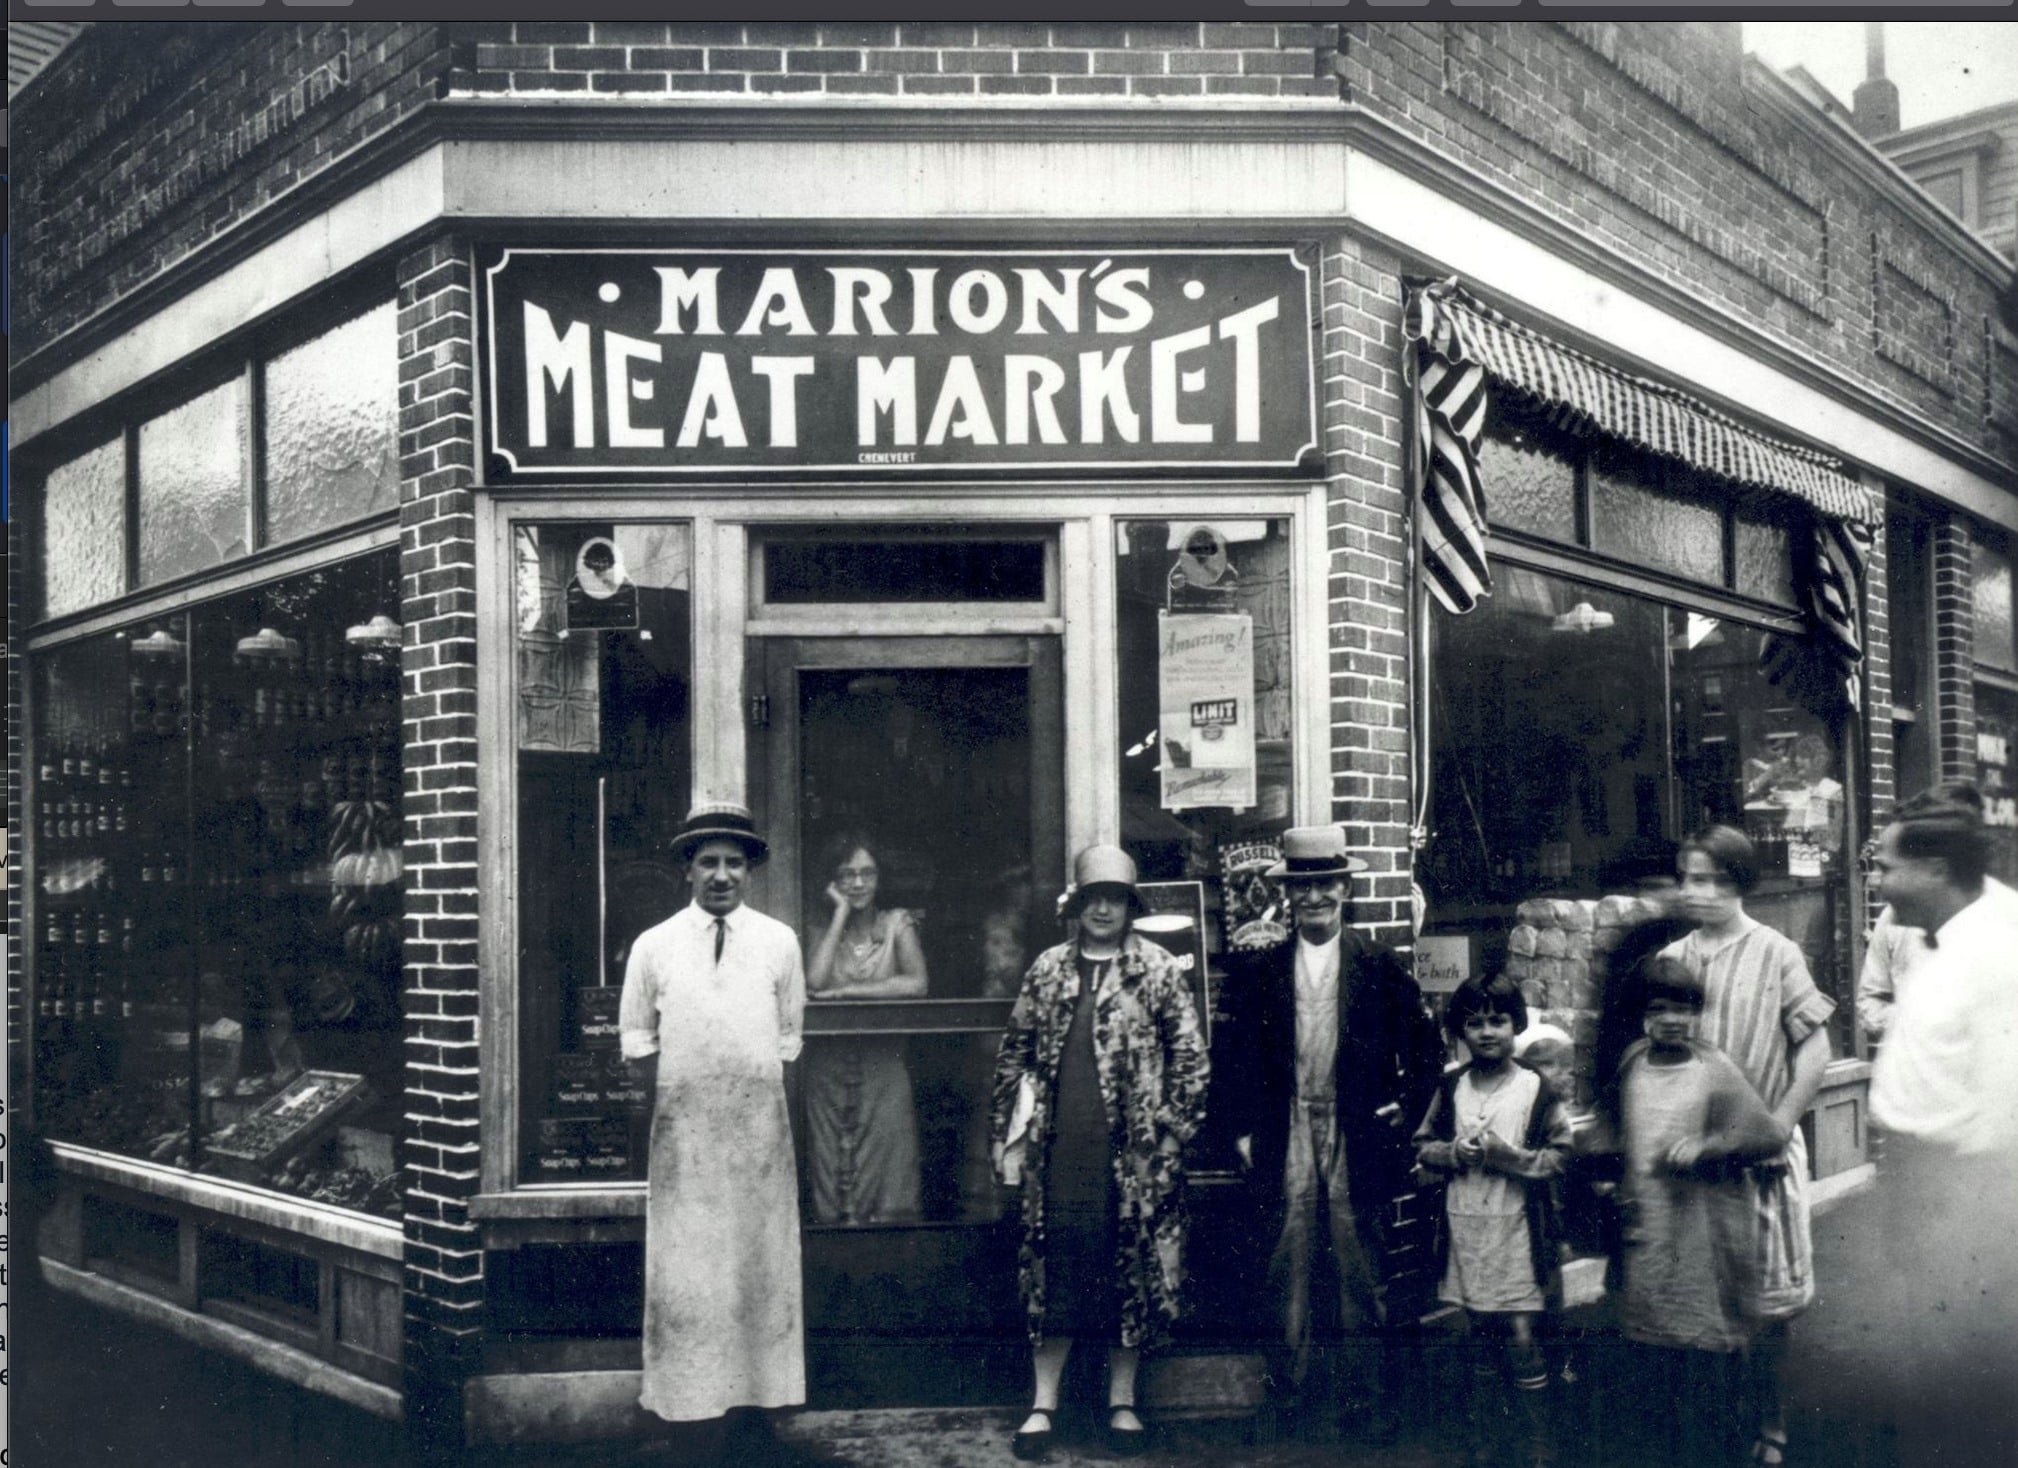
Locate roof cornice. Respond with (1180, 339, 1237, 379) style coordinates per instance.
(1747, 57, 2013, 287)
(10, 96, 2013, 495)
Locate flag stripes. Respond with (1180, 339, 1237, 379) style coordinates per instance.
(1760, 516, 1868, 714)
(1406, 282, 1493, 615)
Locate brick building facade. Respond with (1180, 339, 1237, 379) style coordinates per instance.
(12, 19, 2016, 1451)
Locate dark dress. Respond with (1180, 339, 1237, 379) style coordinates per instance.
(1041, 956, 1120, 1340)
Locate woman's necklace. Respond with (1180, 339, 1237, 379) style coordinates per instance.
(844, 915, 878, 958)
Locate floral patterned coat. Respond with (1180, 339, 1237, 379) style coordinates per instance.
(989, 933, 1211, 1348)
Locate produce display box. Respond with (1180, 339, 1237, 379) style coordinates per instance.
(204, 1069, 375, 1183)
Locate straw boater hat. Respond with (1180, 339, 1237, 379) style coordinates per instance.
(1265, 824, 1370, 880)
(1059, 844, 1145, 918)
(670, 802, 771, 866)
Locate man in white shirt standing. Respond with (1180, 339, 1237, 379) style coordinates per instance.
(1856, 782, 2018, 1044)
(1868, 788, 2018, 1468)
(620, 803, 813, 1466)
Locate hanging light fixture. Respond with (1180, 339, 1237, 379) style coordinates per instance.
(235, 627, 303, 663)
(1550, 601, 1616, 635)
(130, 627, 186, 658)
(345, 614, 403, 655)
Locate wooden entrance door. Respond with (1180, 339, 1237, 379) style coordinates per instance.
(750, 635, 1064, 1406)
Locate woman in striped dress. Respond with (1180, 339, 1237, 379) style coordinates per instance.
(1661, 825, 1835, 1468)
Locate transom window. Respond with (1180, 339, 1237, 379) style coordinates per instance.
(1477, 393, 1799, 607)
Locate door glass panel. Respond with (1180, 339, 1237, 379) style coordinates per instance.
(795, 663, 1043, 1226)
(513, 521, 693, 1186)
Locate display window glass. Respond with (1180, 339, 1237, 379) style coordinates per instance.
(513, 521, 693, 1187)
(264, 303, 401, 546)
(1422, 563, 1855, 1053)
(1114, 517, 1296, 894)
(40, 437, 128, 620)
(32, 548, 405, 1218)
(138, 376, 251, 586)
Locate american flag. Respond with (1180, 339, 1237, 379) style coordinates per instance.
(1404, 280, 1492, 615)
(1760, 515, 1868, 714)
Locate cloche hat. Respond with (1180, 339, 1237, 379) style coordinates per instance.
(671, 802, 771, 866)
(1059, 844, 1145, 918)
(1265, 824, 1369, 880)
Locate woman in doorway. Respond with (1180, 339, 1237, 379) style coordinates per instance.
(804, 831, 928, 1225)
(1660, 825, 1835, 1468)
(990, 845, 1210, 1460)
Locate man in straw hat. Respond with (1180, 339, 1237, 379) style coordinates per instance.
(619, 802, 816, 1465)
(1219, 825, 1445, 1443)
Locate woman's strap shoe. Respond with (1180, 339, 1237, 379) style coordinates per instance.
(1011, 1410, 1055, 1462)
(1106, 1407, 1149, 1458)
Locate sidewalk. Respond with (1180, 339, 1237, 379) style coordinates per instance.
(15, 1181, 1896, 1468)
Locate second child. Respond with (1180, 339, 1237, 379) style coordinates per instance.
(1415, 974, 1572, 1467)
(1608, 957, 1786, 1467)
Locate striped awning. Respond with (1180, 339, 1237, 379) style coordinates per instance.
(1428, 283, 1880, 526)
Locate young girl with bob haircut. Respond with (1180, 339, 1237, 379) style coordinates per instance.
(1414, 973, 1572, 1466)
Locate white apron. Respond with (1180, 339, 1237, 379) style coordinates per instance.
(631, 916, 806, 1422)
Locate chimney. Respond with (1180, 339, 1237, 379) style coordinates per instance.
(1852, 22, 1900, 138)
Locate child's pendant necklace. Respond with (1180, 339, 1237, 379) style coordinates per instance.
(1464, 1065, 1514, 1134)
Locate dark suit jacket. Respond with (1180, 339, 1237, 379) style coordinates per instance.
(1218, 928, 1447, 1250)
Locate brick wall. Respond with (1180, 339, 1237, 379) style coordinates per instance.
(11, 21, 453, 361)
(1319, 241, 1415, 941)
(395, 237, 484, 1445)
(1340, 21, 2011, 459)
(1934, 516, 1980, 782)
(440, 20, 1331, 102)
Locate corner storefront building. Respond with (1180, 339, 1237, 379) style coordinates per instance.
(10, 18, 2017, 1451)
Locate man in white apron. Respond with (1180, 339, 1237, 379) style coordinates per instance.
(620, 803, 811, 1464)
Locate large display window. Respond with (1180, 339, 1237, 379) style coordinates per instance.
(512, 521, 695, 1186)
(1429, 400, 1859, 1053)
(33, 549, 405, 1218)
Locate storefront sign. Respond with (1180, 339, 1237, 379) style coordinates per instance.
(1157, 612, 1257, 811)
(482, 248, 1319, 478)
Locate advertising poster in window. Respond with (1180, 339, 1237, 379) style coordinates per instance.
(1156, 611, 1256, 811)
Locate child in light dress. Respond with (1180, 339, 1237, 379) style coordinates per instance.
(1415, 974, 1572, 1467)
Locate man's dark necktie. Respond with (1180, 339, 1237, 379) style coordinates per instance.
(714, 917, 727, 964)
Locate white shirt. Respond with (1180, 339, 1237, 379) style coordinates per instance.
(1859, 876, 2018, 1040)
(619, 901, 806, 1071)
(1293, 935, 1342, 1103)
(1870, 890, 2018, 1155)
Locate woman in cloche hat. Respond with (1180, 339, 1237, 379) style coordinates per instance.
(990, 845, 1210, 1460)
